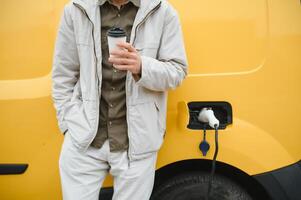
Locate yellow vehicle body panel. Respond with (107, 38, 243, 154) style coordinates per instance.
(0, 0, 300, 199)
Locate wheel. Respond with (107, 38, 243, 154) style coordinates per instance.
(151, 172, 253, 200)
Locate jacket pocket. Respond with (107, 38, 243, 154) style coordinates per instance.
(63, 99, 94, 147)
(154, 100, 165, 134)
(62, 79, 95, 147)
(128, 98, 164, 156)
(135, 42, 159, 58)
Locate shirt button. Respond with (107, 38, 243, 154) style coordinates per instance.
(109, 121, 112, 126)
(111, 87, 115, 91)
(109, 103, 113, 108)
(113, 69, 117, 73)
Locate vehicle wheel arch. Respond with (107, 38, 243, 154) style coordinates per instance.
(153, 159, 271, 200)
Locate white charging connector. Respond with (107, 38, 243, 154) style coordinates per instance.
(197, 107, 220, 129)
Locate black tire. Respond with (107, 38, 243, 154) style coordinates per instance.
(151, 172, 253, 200)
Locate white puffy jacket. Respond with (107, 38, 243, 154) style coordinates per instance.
(51, 0, 188, 161)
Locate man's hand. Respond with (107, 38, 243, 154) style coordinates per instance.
(108, 41, 142, 81)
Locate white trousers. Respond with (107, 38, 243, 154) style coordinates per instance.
(58, 131, 158, 200)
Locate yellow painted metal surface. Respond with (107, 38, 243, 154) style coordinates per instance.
(0, 0, 300, 199)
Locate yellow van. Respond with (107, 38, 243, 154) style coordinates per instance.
(1, 0, 300, 199)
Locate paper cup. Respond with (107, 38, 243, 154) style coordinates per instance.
(107, 27, 127, 57)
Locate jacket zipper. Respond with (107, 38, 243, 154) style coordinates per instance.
(126, 1, 162, 166)
(132, 2, 162, 45)
(73, 3, 100, 92)
(73, 3, 101, 152)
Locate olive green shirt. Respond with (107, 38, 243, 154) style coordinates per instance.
(90, 0, 140, 151)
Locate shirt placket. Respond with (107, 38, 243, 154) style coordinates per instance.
(107, 3, 125, 147)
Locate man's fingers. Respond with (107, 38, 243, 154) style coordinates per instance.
(109, 43, 141, 74)
(110, 50, 137, 59)
(116, 41, 137, 52)
(113, 64, 132, 71)
(109, 57, 136, 65)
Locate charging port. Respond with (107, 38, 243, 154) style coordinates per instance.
(187, 101, 233, 130)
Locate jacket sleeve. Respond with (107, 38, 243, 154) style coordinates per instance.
(134, 8, 188, 91)
(51, 4, 79, 134)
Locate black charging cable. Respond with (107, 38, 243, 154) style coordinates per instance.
(205, 124, 219, 200)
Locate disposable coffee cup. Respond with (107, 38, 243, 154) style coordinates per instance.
(107, 27, 127, 57)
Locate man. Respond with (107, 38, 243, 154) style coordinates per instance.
(51, 0, 187, 199)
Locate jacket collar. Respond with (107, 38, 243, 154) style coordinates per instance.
(72, 0, 161, 20)
(98, 0, 140, 7)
